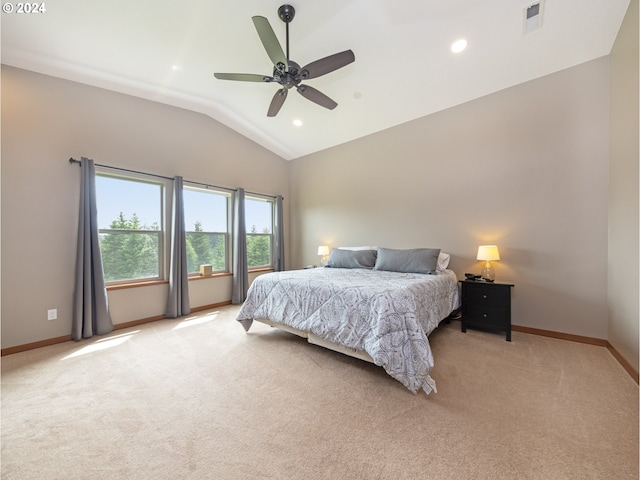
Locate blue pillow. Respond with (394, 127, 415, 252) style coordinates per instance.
(325, 249, 377, 269)
(373, 247, 441, 274)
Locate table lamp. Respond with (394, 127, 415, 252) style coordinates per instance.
(317, 245, 330, 266)
(477, 245, 500, 281)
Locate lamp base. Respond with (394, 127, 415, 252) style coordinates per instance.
(480, 261, 495, 281)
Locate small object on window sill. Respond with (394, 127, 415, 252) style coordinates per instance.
(199, 265, 213, 276)
(304, 265, 317, 269)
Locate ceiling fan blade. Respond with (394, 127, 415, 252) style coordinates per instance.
(296, 85, 338, 110)
(267, 88, 288, 117)
(214, 73, 273, 82)
(300, 50, 355, 80)
(252, 16, 288, 72)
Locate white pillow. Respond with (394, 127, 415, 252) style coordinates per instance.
(437, 252, 451, 271)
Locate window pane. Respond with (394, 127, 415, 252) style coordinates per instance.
(96, 176, 162, 229)
(183, 189, 228, 233)
(245, 197, 273, 268)
(99, 231, 160, 282)
(186, 232, 227, 274)
(245, 198, 272, 234)
(247, 234, 272, 268)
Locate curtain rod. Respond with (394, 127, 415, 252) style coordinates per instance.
(68, 157, 281, 199)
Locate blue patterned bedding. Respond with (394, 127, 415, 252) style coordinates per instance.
(236, 268, 460, 394)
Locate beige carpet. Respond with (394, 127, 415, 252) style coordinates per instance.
(2, 305, 638, 479)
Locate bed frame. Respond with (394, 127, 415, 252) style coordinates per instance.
(254, 309, 459, 365)
(254, 317, 375, 363)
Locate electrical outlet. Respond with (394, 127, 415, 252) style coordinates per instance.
(47, 309, 57, 321)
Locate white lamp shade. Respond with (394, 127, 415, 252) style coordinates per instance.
(317, 246, 330, 256)
(477, 245, 500, 261)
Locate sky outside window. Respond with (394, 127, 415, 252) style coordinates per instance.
(96, 176, 161, 229)
(96, 175, 271, 232)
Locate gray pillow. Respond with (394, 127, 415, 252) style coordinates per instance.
(325, 249, 377, 269)
(373, 247, 441, 274)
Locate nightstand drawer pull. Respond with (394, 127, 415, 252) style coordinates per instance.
(482, 294, 487, 299)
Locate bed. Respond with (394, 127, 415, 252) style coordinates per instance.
(236, 247, 460, 394)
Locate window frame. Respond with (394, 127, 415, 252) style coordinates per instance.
(245, 194, 275, 271)
(183, 183, 232, 276)
(95, 168, 172, 286)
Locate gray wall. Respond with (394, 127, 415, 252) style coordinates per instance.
(289, 57, 611, 340)
(1, 66, 289, 349)
(608, 0, 639, 372)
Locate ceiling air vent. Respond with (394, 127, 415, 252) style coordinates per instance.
(523, 1, 544, 33)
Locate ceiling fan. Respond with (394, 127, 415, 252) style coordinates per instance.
(214, 4, 355, 117)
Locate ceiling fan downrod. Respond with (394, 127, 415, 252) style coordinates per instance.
(278, 5, 295, 64)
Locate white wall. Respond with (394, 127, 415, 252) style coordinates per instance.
(289, 57, 611, 340)
(1, 66, 289, 349)
(608, 0, 639, 372)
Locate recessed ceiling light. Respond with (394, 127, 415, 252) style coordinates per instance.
(451, 39, 468, 53)
(171, 65, 182, 71)
(293, 119, 303, 127)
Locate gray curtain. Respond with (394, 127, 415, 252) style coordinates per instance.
(166, 176, 191, 318)
(72, 157, 113, 340)
(231, 188, 248, 304)
(274, 195, 285, 272)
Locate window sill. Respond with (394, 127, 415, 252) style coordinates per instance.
(249, 267, 274, 274)
(107, 270, 266, 290)
(189, 272, 232, 281)
(106, 280, 168, 291)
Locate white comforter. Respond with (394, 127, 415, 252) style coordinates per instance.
(236, 268, 460, 394)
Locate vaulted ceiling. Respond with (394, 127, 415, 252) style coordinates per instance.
(1, 0, 630, 160)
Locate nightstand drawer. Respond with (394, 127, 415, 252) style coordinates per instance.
(466, 306, 508, 329)
(465, 285, 508, 307)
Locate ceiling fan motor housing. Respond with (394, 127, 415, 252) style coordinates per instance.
(274, 61, 302, 88)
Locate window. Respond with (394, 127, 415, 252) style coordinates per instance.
(95, 172, 170, 284)
(183, 185, 231, 275)
(245, 195, 274, 269)
(95, 168, 277, 283)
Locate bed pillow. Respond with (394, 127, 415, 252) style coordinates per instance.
(437, 252, 451, 271)
(338, 246, 378, 251)
(374, 247, 441, 274)
(326, 248, 377, 269)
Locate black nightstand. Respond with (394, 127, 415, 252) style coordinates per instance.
(460, 279, 514, 341)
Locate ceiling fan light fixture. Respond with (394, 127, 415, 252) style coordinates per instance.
(293, 119, 303, 127)
(451, 38, 468, 53)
